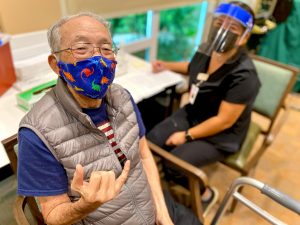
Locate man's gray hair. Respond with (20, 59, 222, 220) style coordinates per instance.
(47, 12, 110, 53)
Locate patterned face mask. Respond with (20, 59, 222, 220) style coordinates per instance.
(57, 56, 117, 99)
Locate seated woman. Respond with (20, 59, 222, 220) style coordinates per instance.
(147, 1, 261, 216)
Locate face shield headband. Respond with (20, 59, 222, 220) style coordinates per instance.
(214, 3, 253, 31)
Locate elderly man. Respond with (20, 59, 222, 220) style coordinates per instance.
(17, 13, 201, 225)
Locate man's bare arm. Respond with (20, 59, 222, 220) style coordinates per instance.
(139, 137, 173, 225)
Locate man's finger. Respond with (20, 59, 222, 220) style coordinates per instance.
(89, 171, 103, 192)
(115, 160, 131, 192)
(71, 164, 84, 191)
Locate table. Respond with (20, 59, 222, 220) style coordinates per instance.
(0, 54, 183, 168)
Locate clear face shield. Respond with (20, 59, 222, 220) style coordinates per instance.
(201, 3, 254, 55)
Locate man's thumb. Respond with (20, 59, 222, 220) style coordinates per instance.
(71, 164, 84, 191)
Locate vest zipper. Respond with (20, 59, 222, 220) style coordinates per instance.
(111, 113, 149, 224)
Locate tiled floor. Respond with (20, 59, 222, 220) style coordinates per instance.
(204, 93, 300, 225)
(0, 175, 17, 225)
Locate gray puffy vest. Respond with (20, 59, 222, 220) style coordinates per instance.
(19, 78, 156, 225)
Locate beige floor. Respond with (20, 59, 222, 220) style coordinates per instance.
(204, 93, 300, 225)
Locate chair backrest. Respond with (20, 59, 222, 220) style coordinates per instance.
(251, 54, 298, 127)
(1, 134, 45, 225)
(2, 134, 18, 173)
(224, 55, 298, 174)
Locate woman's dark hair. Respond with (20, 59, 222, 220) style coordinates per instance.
(230, 1, 255, 20)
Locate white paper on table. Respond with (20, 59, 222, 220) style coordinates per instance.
(114, 69, 184, 103)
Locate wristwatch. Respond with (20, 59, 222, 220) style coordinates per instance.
(185, 130, 194, 142)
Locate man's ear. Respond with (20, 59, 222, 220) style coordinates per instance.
(48, 54, 60, 75)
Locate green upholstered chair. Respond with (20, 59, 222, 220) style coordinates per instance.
(223, 55, 298, 175)
(2, 134, 45, 225)
(222, 54, 298, 211)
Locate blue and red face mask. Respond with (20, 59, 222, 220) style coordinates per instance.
(57, 56, 117, 99)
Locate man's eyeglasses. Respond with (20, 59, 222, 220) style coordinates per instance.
(53, 43, 119, 60)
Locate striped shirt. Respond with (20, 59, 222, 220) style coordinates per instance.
(98, 120, 127, 167)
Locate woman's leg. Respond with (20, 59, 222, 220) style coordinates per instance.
(165, 140, 229, 188)
(146, 108, 190, 149)
(171, 140, 228, 167)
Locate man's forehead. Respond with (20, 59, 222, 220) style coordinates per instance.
(59, 16, 111, 44)
(61, 16, 106, 31)
(72, 34, 110, 43)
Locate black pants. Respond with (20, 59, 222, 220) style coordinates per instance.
(147, 108, 229, 187)
(147, 108, 229, 166)
(164, 191, 203, 225)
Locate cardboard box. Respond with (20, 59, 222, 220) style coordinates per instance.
(0, 38, 17, 96)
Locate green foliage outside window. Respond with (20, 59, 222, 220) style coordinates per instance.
(109, 14, 147, 44)
(158, 5, 201, 61)
(109, 4, 201, 62)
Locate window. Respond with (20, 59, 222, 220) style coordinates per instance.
(158, 4, 204, 61)
(108, 2, 207, 62)
(109, 13, 147, 45)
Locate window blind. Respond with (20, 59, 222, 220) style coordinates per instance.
(60, 0, 205, 18)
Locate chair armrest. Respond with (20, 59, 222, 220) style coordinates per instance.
(14, 196, 45, 225)
(246, 107, 290, 171)
(14, 196, 31, 225)
(147, 140, 208, 186)
(147, 140, 207, 223)
(180, 91, 190, 108)
(266, 107, 290, 146)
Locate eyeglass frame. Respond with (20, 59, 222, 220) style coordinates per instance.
(52, 42, 119, 60)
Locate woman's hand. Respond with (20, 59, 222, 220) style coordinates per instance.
(152, 60, 167, 73)
(165, 131, 186, 146)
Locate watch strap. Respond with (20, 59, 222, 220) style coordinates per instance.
(185, 130, 194, 142)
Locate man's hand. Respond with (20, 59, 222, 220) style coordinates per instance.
(71, 160, 130, 209)
(165, 131, 186, 146)
(152, 60, 166, 73)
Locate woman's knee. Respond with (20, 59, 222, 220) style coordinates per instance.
(147, 118, 173, 146)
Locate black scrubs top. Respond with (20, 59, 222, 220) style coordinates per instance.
(185, 46, 261, 152)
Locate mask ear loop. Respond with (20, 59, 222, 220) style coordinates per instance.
(236, 27, 251, 46)
(53, 53, 59, 61)
(52, 53, 64, 79)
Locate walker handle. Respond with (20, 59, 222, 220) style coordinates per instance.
(262, 185, 300, 215)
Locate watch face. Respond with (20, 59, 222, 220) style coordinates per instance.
(185, 132, 193, 142)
